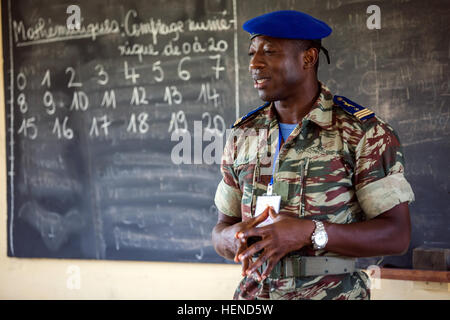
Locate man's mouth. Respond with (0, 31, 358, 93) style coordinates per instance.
(254, 78, 270, 89)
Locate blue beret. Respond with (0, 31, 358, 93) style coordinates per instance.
(243, 10, 332, 40)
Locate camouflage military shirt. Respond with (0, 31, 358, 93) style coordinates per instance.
(214, 83, 415, 300)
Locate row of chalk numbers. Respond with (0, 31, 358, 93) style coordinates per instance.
(18, 111, 225, 140)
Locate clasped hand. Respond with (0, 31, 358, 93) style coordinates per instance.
(233, 206, 313, 282)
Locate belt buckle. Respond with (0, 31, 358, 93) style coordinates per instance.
(282, 257, 307, 278)
(254, 259, 281, 279)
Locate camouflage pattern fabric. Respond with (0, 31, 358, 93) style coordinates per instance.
(234, 270, 371, 300)
(214, 82, 415, 300)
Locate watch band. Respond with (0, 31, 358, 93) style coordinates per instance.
(313, 220, 325, 232)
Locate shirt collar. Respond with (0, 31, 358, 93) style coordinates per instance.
(303, 82, 334, 130)
(263, 82, 334, 131)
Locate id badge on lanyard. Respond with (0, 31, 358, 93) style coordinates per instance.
(254, 127, 282, 227)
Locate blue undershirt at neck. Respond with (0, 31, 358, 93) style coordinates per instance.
(279, 123, 298, 142)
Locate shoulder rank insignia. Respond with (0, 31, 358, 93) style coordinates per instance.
(231, 102, 270, 128)
(333, 95, 375, 121)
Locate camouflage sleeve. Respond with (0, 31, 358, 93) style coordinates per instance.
(354, 120, 415, 219)
(214, 132, 242, 218)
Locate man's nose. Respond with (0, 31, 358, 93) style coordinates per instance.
(249, 52, 265, 71)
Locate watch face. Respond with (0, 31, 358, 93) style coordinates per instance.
(315, 231, 328, 246)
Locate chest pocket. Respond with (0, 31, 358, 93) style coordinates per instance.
(232, 131, 274, 219)
(303, 151, 354, 217)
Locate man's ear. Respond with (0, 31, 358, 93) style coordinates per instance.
(303, 47, 319, 70)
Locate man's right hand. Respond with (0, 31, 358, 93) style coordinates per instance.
(232, 207, 270, 277)
(211, 207, 270, 278)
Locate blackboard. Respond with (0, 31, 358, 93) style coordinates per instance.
(3, 0, 239, 263)
(3, 0, 449, 268)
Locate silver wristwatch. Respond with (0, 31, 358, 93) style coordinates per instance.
(311, 220, 328, 250)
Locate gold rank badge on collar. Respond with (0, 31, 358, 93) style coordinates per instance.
(333, 95, 375, 121)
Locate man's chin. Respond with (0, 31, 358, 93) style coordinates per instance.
(258, 92, 277, 102)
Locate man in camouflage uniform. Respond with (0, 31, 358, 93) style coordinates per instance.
(212, 10, 414, 300)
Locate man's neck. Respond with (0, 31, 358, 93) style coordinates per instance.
(274, 81, 320, 124)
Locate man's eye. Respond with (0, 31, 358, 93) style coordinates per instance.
(264, 50, 275, 54)
(248, 51, 255, 56)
